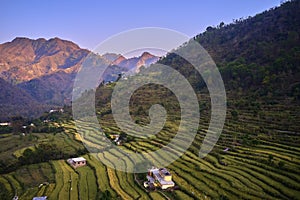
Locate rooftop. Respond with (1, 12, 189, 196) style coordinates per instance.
(159, 168, 171, 176)
(151, 168, 174, 186)
(71, 157, 86, 162)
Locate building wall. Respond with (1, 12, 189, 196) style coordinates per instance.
(161, 184, 174, 190)
(163, 175, 172, 182)
(74, 161, 86, 167)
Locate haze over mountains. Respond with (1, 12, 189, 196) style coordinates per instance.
(0, 0, 299, 122)
(0, 38, 158, 120)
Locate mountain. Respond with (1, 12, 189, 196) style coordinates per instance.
(111, 55, 126, 65)
(0, 37, 159, 117)
(0, 37, 89, 106)
(0, 37, 159, 87)
(1, 2, 300, 200)
(0, 77, 50, 121)
(102, 52, 159, 81)
(90, 3, 300, 198)
(194, 0, 300, 66)
(116, 52, 159, 73)
(91, 0, 300, 151)
(0, 37, 89, 83)
(198, 0, 300, 98)
(18, 71, 76, 105)
(160, 0, 300, 99)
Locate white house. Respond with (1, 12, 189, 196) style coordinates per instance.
(0, 122, 10, 126)
(67, 157, 86, 168)
(147, 167, 175, 189)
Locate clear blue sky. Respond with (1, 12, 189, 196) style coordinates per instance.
(1, 0, 280, 50)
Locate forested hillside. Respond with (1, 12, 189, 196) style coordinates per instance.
(194, 0, 300, 97)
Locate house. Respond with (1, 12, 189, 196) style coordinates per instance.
(146, 167, 175, 189)
(49, 109, 57, 113)
(109, 134, 119, 140)
(0, 122, 10, 126)
(32, 196, 47, 200)
(49, 108, 64, 113)
(109, 134, 123, 145)
(67, 157, 86, 168)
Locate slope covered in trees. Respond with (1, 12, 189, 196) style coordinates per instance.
(193, 0, 300, 97)
(0, 77, 50, 121)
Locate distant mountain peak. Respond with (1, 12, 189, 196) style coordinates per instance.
(111, 55, 126, 65)
(10, 37, 81, 49)
(141, 51, 154, 58)
(0, 37, 160, 116)
(102, 53, 122, 63)
(0, 37, 89, 83)
(12, 37, 31, 42)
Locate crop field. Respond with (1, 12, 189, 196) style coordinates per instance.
(0, 97, 300, 199)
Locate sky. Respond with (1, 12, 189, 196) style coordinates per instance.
(1, 0, 281, 51)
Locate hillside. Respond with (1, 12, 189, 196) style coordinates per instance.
(56, 1, 300, 199)
(0, 37, 89, 83)
(0, 37, 159, 117)
(0, 37, 89, 108)
(194, 0, 300, 97)
(0, 77, 50, 121)
(18, 71, 76, 105)
(195, 0, 300, 65)
(0, 1, 300, 200)
(88, 1, 300, 199)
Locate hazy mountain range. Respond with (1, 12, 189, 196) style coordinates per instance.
(0, 38, 159, 120)
(0, 0, 299, 122)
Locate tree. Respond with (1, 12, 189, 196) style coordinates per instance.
(268, 154, 274, 163)
(11, 116, 25, 134)
(231, 110, 239, 120)
(116, 73, 122, 82)
(97, 190, 112, 200)
(0, 182, 13, 200)
(278, 161, 285, 168)
(219, 22, 225, 28)
(206, 26, 214, 32)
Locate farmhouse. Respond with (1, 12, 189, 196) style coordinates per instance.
(67, 157, 86, 168)
(146, 167, 175, 189)
(109, 134, 124, 145)
(0, 122, 10, 126)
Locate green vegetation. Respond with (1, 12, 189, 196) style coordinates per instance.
(0, 120, 86, 174)
(0, 1, 299, 199)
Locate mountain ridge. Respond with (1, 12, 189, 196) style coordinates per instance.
(0, 37, 159, 118)
(0, 37, 89, 83)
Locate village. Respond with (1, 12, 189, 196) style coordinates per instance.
(28, 131, 176, 200)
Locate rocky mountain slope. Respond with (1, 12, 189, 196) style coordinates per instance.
(0, 37, 89, 83)
(0, 37, 159, 119)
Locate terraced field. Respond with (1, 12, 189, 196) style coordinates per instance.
(0, 95, 300, 200)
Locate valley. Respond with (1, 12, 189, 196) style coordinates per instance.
(0, 0, 300, 199)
